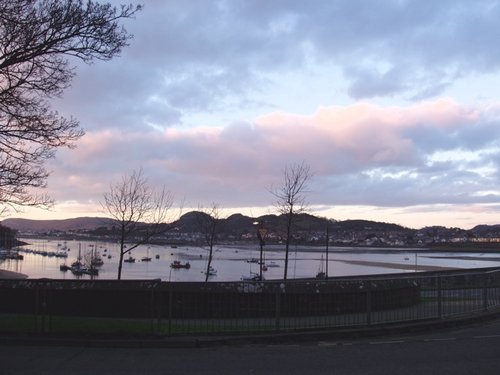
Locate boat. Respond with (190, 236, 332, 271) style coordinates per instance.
(316, 255, 326, 279)
(81, 267, 98, 276)
(240, 272, 263, 282)
(316, 271, 326, 279)
(70, 264, 84, 276)
(141, 247, 152, 262)
(71, 268, 84, 276)
(5, 252, 24, 260)
(71, 265, 98, 276)
(124, 256, 135, 263)
(59, 264, 71, 271)
(266, 261, 280, 268)
(170, 260, 191, 269)
(71, 243, 83, 268)
(205, 265, 217, 276)
(91, 254, 104, 267)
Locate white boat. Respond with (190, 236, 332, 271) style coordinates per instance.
(205, 265, 217, 276)
(241, 272, 263, 281)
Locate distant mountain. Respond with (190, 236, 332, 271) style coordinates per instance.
(0, 213, 433, 236)
(469, 224, 500, 237)
(1, 217, 115, 233)
(3, 213, 500, 247)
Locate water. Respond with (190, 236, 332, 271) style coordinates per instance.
(2, 238, 500, 281)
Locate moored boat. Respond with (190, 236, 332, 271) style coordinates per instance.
(240, 272, 263, 281)
(266, 261, 280, 268)
(124, 256, 135, 263)
(170, 260, 191, 269)
(205, 265, 217, 276)
(60, 264, 71, 271)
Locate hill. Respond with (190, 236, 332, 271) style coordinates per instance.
(1, 217, 115, 233)
(3, 213, 500, 247)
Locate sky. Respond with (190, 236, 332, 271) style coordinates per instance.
(12, 0, 500, 229)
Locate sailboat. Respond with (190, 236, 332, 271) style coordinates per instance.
(141, 247, 152, 262)
(71, 244, 83, 269)
(316, 255, 326, 279)
(124, 254, 136, 263)
(205, 265, 217, 276)
(316, 219, 330, 279)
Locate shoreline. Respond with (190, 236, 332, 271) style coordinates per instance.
(336, 259, 459, 272)
(0, 269, 28, 279)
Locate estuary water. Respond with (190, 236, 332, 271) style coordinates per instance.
(2, 238, 500, 281)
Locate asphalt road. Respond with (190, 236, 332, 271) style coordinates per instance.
(3, 318, 500, 375)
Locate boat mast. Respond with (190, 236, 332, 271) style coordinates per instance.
(325, 219, 329, 280)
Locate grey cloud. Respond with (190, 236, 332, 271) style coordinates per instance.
(33, 1, 500, 225)
(345, 66, 408, 99)
(53, 0, 500, 132)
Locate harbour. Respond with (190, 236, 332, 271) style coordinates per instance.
(2, 238, 500, 281)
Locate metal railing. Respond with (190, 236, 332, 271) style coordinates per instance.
(1, 267, 500, 336)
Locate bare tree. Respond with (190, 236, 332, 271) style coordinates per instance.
(102, 169, 175, 280)
(270, 162, 312, 280)
(195, 203, 223, 282)
(0, 0, 141, 212)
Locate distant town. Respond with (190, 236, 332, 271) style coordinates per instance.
(2, 212, 500, 249)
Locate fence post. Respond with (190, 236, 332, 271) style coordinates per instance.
(168, 281, 173, 336)
(157, 281, 162, 335)
(150, 283, 155, 335)
(151, 280, 162, 335)
(437, 276, 442, 319)
(483, 275, 488, 312)
(34, 282, 40, 333)
(366, 281, 372, 326)
(275, 283, 282, 332)
(39, 282, 47, 334)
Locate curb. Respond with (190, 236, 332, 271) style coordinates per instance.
(1, 311, 499, 348)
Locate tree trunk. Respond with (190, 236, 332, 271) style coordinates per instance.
(117, 231, 125, 280)
(205, 243, 214, 282)
(283, 209, 293, 281)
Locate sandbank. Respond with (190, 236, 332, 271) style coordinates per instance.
(0, 269, 28, 279)
(336, 259, 459, 272)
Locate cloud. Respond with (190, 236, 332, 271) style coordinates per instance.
(45, 99, 500, 214)
(52, 1, 500, 134)
(16, 1, 500, 229)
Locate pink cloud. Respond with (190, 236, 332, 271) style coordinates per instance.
(43, 98, 499, 218)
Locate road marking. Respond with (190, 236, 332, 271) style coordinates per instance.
(369, 340, 405, 345)
(318, 342, 338, 346)
(423, 338, 456, 342)
(473, 334, 500, 339)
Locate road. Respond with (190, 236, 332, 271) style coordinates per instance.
(3, 318, 500, 375)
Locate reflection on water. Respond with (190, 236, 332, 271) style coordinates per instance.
(2, 238, 500, 281)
